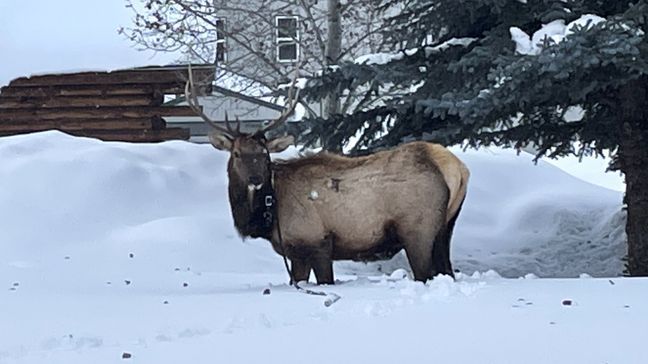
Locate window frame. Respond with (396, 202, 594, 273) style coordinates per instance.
(215, 18, 227, 64)
(275, 15, 299, 63)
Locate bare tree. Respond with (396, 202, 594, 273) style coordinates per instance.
(324, 0, 342, 118)
(120, 0, 385, 118)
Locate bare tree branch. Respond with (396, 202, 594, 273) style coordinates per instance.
(123, 0, 389, 141)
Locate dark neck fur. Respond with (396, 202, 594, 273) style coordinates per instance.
(228, 169, 275, 240)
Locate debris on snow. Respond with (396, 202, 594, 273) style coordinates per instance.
(389, 269, 410, 281)
(324, 293, 341, 307)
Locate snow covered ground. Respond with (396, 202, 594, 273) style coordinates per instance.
(0, 131, 644, 364)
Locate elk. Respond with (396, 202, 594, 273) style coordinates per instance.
(185, 67, 469, 284)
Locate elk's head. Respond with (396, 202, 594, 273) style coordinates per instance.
(184, 64, 299, 193)
(209, 129, 294, 191)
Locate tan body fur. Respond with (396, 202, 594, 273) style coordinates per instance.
(269, 142, 470, 283)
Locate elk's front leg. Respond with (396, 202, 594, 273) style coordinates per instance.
(290, 258, 311, 284)
(312, 235, 334, 285)
(312, 256, 334, 285)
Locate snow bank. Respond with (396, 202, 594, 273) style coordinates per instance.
(0, 131, 624, 280)
(0, 131, 638, 364)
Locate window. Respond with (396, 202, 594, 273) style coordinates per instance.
(216, 18, 227, 63)
(275, 16, 299, 62)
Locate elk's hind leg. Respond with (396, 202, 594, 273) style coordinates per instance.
(432, 226, 454, 278)
(434, 198, 465, 278)
(400, 229, 437, 282)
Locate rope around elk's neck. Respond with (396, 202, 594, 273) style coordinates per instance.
(269, 167, 341, 307)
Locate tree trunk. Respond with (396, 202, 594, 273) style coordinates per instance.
(325, 0, 342, 115)
(324, 0, 342, 151)
(619, 79, 648, 276)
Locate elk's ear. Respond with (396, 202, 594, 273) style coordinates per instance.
(266, 135, 294, 153)
(209, 133, 233, 151)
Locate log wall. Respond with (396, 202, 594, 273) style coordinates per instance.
(0, 65, 214, 142)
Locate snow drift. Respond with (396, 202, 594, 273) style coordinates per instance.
(0, 131, 625, 278)
(0, 131, 639, 364)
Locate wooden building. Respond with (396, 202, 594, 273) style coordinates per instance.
(0, 65, 214, 142)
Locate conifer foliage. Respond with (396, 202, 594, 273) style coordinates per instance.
(303, 0, 648, 275)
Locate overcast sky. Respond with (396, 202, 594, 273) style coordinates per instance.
(0, 0, 177, 86)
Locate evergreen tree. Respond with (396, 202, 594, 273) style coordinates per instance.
(302, 0, 648, 275)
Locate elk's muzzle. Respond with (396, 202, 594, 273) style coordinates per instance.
(247, 180, 263, 209)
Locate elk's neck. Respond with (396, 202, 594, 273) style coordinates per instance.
(227, 171, 276, 240)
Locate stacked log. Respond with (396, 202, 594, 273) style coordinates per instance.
(0, 65, 214, 142)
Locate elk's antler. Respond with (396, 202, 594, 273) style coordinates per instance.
(259, 60, 303, 133)
(185, 64, 240, 137)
